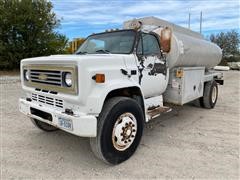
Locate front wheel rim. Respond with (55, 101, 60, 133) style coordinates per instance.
(212, 86, 217, 103)
(112, 112, 137, 151)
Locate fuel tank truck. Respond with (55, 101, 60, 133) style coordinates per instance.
(19, 16, 224, 164)
(124, 17, 223, 105)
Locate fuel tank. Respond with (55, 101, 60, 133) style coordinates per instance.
(165, 31, 222, 69)
(124, 17, 222, 69)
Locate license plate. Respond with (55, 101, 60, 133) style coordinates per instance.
(58, 117, 73, 131)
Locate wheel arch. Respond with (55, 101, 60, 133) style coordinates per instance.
(104, 86, 145, 115)
(86, 80, 145, 119)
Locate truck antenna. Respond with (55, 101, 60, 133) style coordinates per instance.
(200, 11, 203, 34)
(188, 13, 191, 29)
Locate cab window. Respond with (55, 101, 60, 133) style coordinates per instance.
(137, 33, 160, 55)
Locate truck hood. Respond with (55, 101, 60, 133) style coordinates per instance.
(21, 54, 130, 65)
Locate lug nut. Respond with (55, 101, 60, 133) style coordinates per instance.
(124, 141, 128, 144)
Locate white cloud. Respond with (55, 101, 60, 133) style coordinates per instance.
(51, 0, 239, 37)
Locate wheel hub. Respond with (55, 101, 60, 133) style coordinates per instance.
(112, 112, 137, 151)
(212, 86, 217, 103)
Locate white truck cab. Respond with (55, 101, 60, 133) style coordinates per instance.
(19, 17, 223, 164)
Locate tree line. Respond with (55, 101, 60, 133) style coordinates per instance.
(0, 0, 239, 70)
(0, 0, 68, 69)
(209, 30, 240, 65)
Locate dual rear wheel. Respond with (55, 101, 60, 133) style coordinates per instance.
(195, 80, 218, 109)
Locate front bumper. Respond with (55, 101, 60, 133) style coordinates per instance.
(19, 98, 97, 137)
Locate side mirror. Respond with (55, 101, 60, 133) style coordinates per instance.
(160, 27, 172, 53)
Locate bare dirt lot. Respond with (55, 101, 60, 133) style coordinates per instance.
(1, 71, 239, 179)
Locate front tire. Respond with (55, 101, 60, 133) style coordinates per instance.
(90, 97, 144, 165)
(30, 118, 58, 132)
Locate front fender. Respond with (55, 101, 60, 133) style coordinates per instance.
(86, 78, 142, 115)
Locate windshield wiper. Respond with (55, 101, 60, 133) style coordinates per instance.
(95, 49, 111, 54)
(76, 51, 88, 55)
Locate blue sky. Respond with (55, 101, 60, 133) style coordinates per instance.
(51, 0, 240, 40)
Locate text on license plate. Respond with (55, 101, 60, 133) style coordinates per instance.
(58, 117, 73, 131)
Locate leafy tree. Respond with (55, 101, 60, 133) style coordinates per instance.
(210, 30, 240, 57)
(0, 0, 68, 69)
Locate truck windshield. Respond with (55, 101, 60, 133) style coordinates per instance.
(76, 30, 136, 54)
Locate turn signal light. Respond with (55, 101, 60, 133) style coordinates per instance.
(92, 74, 105, 83)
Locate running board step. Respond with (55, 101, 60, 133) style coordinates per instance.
(147, 106, 172, 120)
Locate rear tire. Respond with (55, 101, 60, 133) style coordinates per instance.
(90, 97, 144, 165)
(202, 81, 218, 109)
(30, 118, 58, 132)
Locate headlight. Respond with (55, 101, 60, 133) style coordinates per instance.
(24, 70, 30, 81)
(64, 72, 72, 87)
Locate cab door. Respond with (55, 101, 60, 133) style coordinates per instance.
(136, 33, 169, 98)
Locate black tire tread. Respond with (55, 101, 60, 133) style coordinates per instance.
(90, 96, 143, 164)
(203, 81, 218, 109)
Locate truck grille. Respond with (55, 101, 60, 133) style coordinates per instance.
(30, 70, 62, 86)
(32, 93, 64, 108)
(23, 65, 78, 94)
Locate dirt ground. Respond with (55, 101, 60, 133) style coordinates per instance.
(0, 71, 239, 179)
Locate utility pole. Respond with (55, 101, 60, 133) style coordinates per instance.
(200, 11, 202, 34)
(188, 13, 191, 29)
